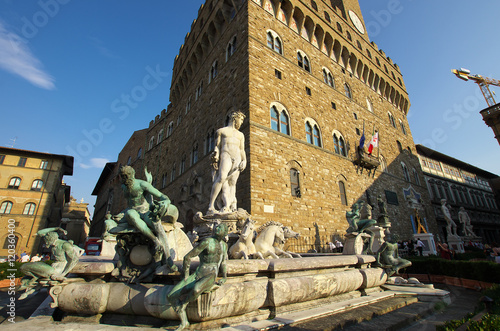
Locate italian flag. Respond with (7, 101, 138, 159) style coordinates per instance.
(368, 131, 378, 154)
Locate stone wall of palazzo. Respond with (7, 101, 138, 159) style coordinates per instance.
(93, 0, 438, 242)
(244, 0, 437, 239)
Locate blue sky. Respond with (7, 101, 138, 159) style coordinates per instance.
(1, 0, 499, 216)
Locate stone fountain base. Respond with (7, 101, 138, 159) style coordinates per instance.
(49, 255, 387, 328)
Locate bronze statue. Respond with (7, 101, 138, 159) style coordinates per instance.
(374, 234, 411, 276)
(346, 202, 377, 234)
(105, 166, 178, 280)
(346, 202, 377, 254)
(167, 223, 228, 331)
(19, 227, 83, 299)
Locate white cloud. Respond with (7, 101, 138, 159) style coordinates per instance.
(0, 21, 55, 90)
(80, 158, 110, 169)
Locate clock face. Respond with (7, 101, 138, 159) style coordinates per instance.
(348, 10, 365, 35)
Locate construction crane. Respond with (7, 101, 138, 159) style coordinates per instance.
(452, 68, 500, 107)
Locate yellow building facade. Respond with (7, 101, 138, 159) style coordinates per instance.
(0, 147, 73, 258)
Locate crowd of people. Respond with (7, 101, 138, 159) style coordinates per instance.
(396, 239, 425, 257)
(14, 251, 51, 263)
(327, 240, 344, 253)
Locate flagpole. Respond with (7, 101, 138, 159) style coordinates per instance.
(377, 128, 380, 158)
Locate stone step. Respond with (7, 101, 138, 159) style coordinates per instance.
(223, 291, 420, 330)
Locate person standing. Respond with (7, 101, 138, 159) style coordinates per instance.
(416, 238, 425, 256)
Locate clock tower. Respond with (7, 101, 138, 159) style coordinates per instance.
(330, 0, 369, 41)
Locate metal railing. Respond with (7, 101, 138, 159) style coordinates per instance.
(284, 234, 345, 254)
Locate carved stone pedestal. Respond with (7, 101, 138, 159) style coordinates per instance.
(461, 235, 482, 244)
(192, 208, 250, 246)
(101, 236, 118, 259)
(343, 232, 371, 255)
(412, 233, 437, 256)
(368, 226, 386, 253)
(447, 235, 464, 253)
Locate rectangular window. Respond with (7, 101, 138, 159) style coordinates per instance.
(40, 160, 48, 169)
(331, 102, 336, 110)
(353, 113, 358, 120)
(18, 157, 27, 167)
(275, 69, 282, 79)
(0, 155, 4, 164)
(355, 128, 360, 136)
(305, 87, 311, 95)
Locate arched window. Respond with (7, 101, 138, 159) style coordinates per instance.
(267, 32, 273, 48)
(399, 120, 406, 135)
(366, 98, 373, 112)
(305, 120, 321, 147)
(0, 201, 13, 214)
(206, 130, 215, 154)
(226, 35, 237, 61)
(166, 122, 174, 137)
(162, 173, 168, 188)
(305, 122, 313, 144)
(336, 22, 343, 33)
(148, 136, 154, 150)
(274, 37, 282, 54)
(137, 148, 143, 160)
(266, 31, 283, 55)
(31, 179, 43, 191)
(310, 0, 318, 11)
(401, 162, 410, 181)
(180, 156, 186, 174)
(413, 169, 421, 185)
(158, 129, 164, 143)
(333, 132, 346, 157)
(280, 111, 290, 135)
(324, 11, 331, 23)
(127, 156, 132, 165)
(322, 68, 334, 87)
(339, 181, 347, 206)
(23, 203, 36, 215)
(344, 83, 352, 99)
(170, 164, 176, 182)
(339, 136, 346, 156)
(388, 112, 396, 128)
(271, 106, 279, 131)
(270, 104, 290, 136)
(209, 61, 218, 83)
(191, 144, 199, 165)
(290, 168, 301, 197)
(396, 140, 403, 153)
(184, 98, 192, 115)
(195, 81, 203, 100)
(8, 177, 21, 189)
(346, 31, 352, 41)
(304, 55, 310, 72)
(297, 50, 310, 72)
(333, 135, 339, 154)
